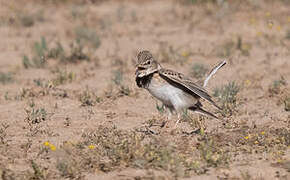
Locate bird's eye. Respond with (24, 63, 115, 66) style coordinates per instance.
(146, 61, 151, 65)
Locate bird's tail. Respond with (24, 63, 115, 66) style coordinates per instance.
(189, 106, 218, 119)
(202, 60, 226, 88)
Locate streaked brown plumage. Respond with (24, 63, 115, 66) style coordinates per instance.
(135, 50, 226, 125)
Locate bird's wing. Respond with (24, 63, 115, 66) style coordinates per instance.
(159, 68, 221, 109)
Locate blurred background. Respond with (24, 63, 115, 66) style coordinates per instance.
(0, 0, 289, 179)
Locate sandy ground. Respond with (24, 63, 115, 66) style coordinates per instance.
(0, 0, 289, 179)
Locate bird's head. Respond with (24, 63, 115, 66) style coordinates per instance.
(135, 50, 160, 78)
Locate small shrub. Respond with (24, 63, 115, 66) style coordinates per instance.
(268, 76, 286, 95)
(18, 10, 45, 27)
(75, 26, 101, 49)
(23, 37, 91, 68)
(23, 37, 48, 68)
(79, 89, 101, 106)
(111, 69, 131, 96)
(237, 37, 251, 56)
(20, 15, 34, 27)
(216, 40, 235, 58)
(25, 108, 48, 125)
(214, 81, 240, 116)
(61, 40, 90, 64)
(0, 72, 14, 84)
(157, 43, 188, 65)
(52, 70, 75, 86)
(284, 96, 290, 111)
(56, 160, 80, 178)
(190, 63, 208, 79)
(198, 136, 230, 167)
(47, 41, 65, 59)
(30, 160, 45, 180)
(217, 37, 251, 58)
(112, 69, 123, 86)
(156, 102, 165, 114)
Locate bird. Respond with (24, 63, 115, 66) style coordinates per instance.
(135, 50, 226, 126)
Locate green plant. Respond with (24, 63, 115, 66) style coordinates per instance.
(17, 10, 45, 27)
(156, 102, 165, 114)
(23, 37, 91, 68)
(25, 108, 48, 125)
(112, 69, 123, 86)
(157, 43, 188, 65)
(284, 96, 290, 111)
(30, 160, 45, 180)
(268, 76, 286, 95)
(71, 6, 86, 20)
(20, 15, 34, 27)
(23, 37, 47, 68)
(33, 78, 48, 87)
(52, 70, 75, 86)
(79, 89, 101, 106)
(213, 81, 240, 115)
(190, 63, 208, 79)
(56, 160, 79, 178)
(75, 26, 101, 49)
(237, 37, 251, 56)
(198, 136, 229, 167)
(111, 69, 131, 96)
(61, 39, 90, 63)
(217, 37, 251, 58)
(0, 72, 14, 84)
(47, 41, 65, 59)
(217, 40, 235, 58)
(23, 55, 31, 69)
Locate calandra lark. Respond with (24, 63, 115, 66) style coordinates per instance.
(135, 50, 226, 126)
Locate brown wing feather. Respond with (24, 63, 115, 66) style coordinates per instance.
(159, 69, 221, 109)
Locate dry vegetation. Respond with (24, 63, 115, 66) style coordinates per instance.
(0, 0, 289, 179)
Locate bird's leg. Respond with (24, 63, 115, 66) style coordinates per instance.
(174, 114, 181, 128)
(166, 105, 174, 120)
(175, 109, 191, 128)
(161, 105, 174, 128)
(174, 109, 183, 128)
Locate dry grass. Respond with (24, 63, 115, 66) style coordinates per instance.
(0, 0, 289, 179)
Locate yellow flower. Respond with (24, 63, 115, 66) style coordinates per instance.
(254, 141, 258, 144)
(44, 141, 56, 151)
(181, 51, 189, 57)
(268, 21, 273, 29)
(276, 26, 281, 31)
(261, 131, 265, 135)
(71, 72, 76, 80)
(88, 145, 95, 150)
(244, 136, 249, 140)
(242, 44, 250, 51)
(49, 144, 56, 151)
(266, 12, 271, 17)
(250, 18, 256, 25)
(244, 79, 251, 87)
(44, 141, 50, 146)
(256, 31, 262, 37)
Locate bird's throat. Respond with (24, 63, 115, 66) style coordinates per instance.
(135, 73, 153, 88)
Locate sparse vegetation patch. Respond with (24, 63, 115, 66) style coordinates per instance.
(214, 81, 240, 116)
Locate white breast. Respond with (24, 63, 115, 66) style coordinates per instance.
(146, 78, 197, 110)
